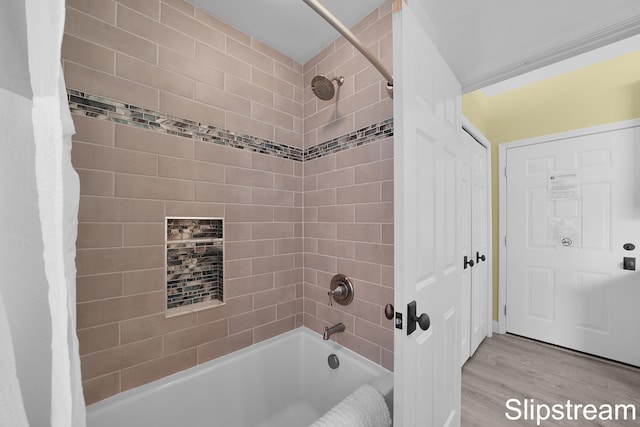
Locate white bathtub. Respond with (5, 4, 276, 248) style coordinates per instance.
(87, 327, 393, 427)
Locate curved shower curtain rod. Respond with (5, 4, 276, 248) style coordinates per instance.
(303, 0, 394, 98)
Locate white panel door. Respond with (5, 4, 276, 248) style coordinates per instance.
(393, 0, 462, 425)
(505, 126, 640, 366)
(469, 135, 489, 355)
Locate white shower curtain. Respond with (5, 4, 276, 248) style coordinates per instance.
(24, 0, 86, 426)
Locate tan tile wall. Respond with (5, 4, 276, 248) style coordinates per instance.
(301, 2, 395, 371)
(65, 0, 394, 405)
(64, 0, 303, 405)
(302, 139, 395, 371)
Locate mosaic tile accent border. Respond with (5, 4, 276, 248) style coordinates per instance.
(67, 89, 393, 162)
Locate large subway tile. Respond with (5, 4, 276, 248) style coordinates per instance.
(254, 317, 296, 343)
(225, 166, 273, 189)
(116, 5, 194, 56)
(304, 222, 337, 240)
(76, 169, 115, 197)
(82, 373, 120, 405)
(317, 205, 355, 223)
(351, 280, 392, 306)
(317, 239, 355, 259)
(123, 268, 164, 295)
(120, 312, 196, 345)
(77, 273, 123, 303)
(276, 299, 303, 320)
(304, 253, 336, 274)
(225, 259, 252, 280)
(163, 319, 228, 355)
(76, 246, 164, 275)
(194, 141, 251, 168)
(117, 0, 159, 19)
(355, 318, 393, 352)
(121, 348, 196, 392)
(165, 201, 224, 218)
(65, 62, 158, 110)
(274, 61, 302, 89)
(381, 181, 393, 202)
(274, 207, 302, 223)
(194, 182, 251, 204)
(227, 37, 274, 75)
(380, 137, 393, 160)
(337, 332, 380, 365)
(355, 202, 393, 223)
(381, 224, 393, 245)
(67, 0, 116, 24)
(273, 174, 302, 192)
(159, 3, 224, 51)
(71, 115, 115, 146)
(251, 152, 294, 175)
(196, 295, 253, 324)
(355, 242, 394, 266)
(355, 159, 393, 184)
(76, 223, 122, 249)
(274, 268, 303, 287)
(273, 238, 302, 255)
(251, 223, 294, 240)
(159, 156, 225, 183)
(254, 39, 295, 71)
(224, 223, 251, 241)
(274, 94, 302, 119)
(227, 75, 273, 107)
(275, 127, 303, 149)
(252, 103, 293, 131)
(337, 182, 381, 204)
(225, 273, 273, 298)
(335, 82, 380, 117)
(123, 223, 165, 247)
(337, 259, 381, 285)
(253, 285, 296, 310)
(316, 114, 355, 144)
(354, 98, 393, 130)
(316, 304, 355, 333)
(228, 306, 276, 335)
(335, 141, 380, 169)
(115, 174, 194, 201)
(79, 196, 164, 222)
(354, 64, 382, 93)
(316, 168, 355, 190)
(115, 53, 193, 99)
(77, 323, 120, 355)
(163, 0, 194, 17)
(252, 254, 296, 275)
(303, 189, 336, 207)
(159, 48, 224, 89)
(159, 92, 226, 130)
(195, 42, 250, 81)
(115, 124, 193, 159)
(345, 299, 380, 325)
(336, 223, 381, 243)
(62, 34, 115, 74)
(80, 337, 163, 379)
(65, 9, 156, 65)
(225, 112, 274, 142)
(252, 68, 293, 99)
(304, 153, 336, 176)
(225, 204, 273, 222)
(252, 188, 294, 207)
(317, 42, 354, 77)
(225, 240, 273, 261)
(72, 142, 158, 176)
(197, 330, 253, 364)
(380, 265, 394, 289)
(195, 82, 250, 116)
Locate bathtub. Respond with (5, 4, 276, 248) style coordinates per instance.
(86, 327, 393, 427)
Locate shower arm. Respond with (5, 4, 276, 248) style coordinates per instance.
(303, 0, 394, 97)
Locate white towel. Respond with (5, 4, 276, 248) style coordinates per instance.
(310, 384, 392, 427)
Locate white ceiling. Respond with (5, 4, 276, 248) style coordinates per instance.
(189, 0, 640, 92)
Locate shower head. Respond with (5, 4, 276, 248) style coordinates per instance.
(311, 75, 344, 101)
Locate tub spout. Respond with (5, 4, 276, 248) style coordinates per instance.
(323, 322, 345, 340)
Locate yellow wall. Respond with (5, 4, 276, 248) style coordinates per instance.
(462, 50, 640, 320)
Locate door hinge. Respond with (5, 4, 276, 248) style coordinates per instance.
(504, 236, 507, 247)
(504, 166, 507, 177)
(504, 305, 507, 316)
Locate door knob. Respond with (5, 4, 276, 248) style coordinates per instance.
(407, 300, 430, 335)
(476, 252, 486, 263)
(464, 256, 475, 269)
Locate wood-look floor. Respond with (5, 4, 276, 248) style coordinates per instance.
(461, 334, 640, 426)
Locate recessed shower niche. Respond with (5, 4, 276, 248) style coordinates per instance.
(165, 217, 224, 316)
